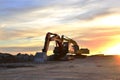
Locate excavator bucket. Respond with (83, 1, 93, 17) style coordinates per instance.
(34, 52, 47, 63)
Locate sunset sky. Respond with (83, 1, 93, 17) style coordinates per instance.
(0, 0, 120, 55)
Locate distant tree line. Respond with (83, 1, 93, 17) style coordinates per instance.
(0, 52, 34, 63)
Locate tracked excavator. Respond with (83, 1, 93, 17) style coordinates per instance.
(62, 36, 79, 54)
(62, 36, 89, 58)
(42, 32, 69, 60)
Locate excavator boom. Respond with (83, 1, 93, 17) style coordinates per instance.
(42, 32, 67, 60)
(42, 32, 63, 53)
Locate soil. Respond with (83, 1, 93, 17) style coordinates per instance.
(0, 56, 120, 80)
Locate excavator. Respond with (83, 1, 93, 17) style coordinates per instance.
(62, 36, 89, 58)
(41, 32, 89, 61)
(42, 32, 68, 60)
(62, 36, 79, 54)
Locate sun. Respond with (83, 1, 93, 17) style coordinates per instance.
(104, 44, 120, 55)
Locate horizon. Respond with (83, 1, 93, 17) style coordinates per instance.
(0, 0, 120, 55)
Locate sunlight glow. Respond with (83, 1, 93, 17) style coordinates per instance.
(104, 44, 120, 55)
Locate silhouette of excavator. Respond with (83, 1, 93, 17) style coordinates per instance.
(62, 36, 89, 58)
(42, 32, 89, 60)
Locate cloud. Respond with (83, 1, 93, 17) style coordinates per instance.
(0, 26, 120, 55)
(1, 0, 120, 25)
(0, 0, 120, 55)
(59, 0, 120, 22)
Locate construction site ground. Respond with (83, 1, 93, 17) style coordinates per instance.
(0, 56, 120, 80)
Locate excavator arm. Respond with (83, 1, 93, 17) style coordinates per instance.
(42, 32, 66, 60)
(42, 32, 63, 53)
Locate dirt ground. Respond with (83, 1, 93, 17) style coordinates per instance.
(0, 56, 120, 80)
